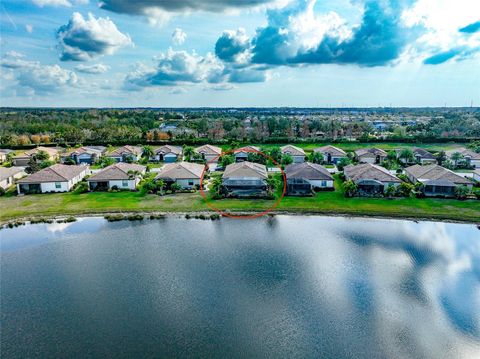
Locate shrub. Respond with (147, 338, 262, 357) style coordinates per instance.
(73, 181, 89, 194)
(396, 182, 415, 197)
(455, 185, 470, 200)
(343, 180, 357, 198)
(384, 184, 396, 198)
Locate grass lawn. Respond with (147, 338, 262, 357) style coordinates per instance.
(1, 177, 478, 223)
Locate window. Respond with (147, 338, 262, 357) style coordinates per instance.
(321, 181, 327, 187)
(55, 182, 61, 189)
(122, 180, 129, 187)
(188, 180, 194, 186)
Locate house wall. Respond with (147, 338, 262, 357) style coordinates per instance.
(308, 179, 334, 188)
(0, 153, 7, 163)
(473, 172, 480, 182)
(13, 157, 30, 166)
(291, 155, 305, 163)
(40, 181, 70, 193)
(175, 178, 200, 188)
(357, 156, 375, 164)
(471, 159, 480, 169)
(108, 179, 138, 190)
(0, 178, 10, 189)
(154, 153, 178, 162)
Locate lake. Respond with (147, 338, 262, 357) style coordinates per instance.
(1, 215, 479, 358)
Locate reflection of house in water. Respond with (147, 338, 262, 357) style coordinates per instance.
(222, 161, 268, 197)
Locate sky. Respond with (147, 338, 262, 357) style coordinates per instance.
(0, 0, 479, 107)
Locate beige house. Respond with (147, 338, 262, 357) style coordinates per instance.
(153, 145, 182, 162)
(13, 146, 60, 166)
(195, 144, 222, 162)
(222, 161, 268, 197)
(108, 145, 142, 162)
(446, 148, 480, 168)
(344, 163, 401, 195)
(16, 164, 88, 194)
(281, 145, 306, 163)
(155, 162, 205, 189)
(87, 163, 146, 191)
(0, 167, 26, 190)
(313, 145, 347, 164)
(354, 148, 388, 164)
(234, 146, 260, 162)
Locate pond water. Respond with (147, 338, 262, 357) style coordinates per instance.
(1, 216, 480, 358)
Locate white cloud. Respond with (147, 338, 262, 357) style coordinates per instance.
(32, 0, 88, 6)
(57, 12, 133, 61)
(172, 28, 187, 45)
(75, 63, 110, 74)
(25, 24, 34, 33)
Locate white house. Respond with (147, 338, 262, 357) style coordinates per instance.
(354, 148, 388, 164)
(108, 145, 142, 162)
(344, 163, 401, 196)
(155, 162, 205, 189)
(446, 148, 480, 169)
(195, 144, 222, 162)
(0, 167, 26, 190)
(285, 162, 334, 195)
(87, 163, 146, 191)
(16, 164, 89, 194)
(234, 146, 260, 162)
(313, 145, 347, 164)
(153, 145, 182, 162)
(281, 145, 306, 163)
(13, 146, 60, 166)
(62, 146, 106, 165)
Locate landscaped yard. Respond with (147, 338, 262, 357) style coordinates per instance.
(1, 176, 478, 223)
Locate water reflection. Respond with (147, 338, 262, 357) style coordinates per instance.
(1, 216, 479, 358)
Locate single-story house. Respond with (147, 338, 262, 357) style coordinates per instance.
(153, 145, 182, 162)
(0, 149, 13, 164)
(195, 144, 222, 162)
(222, 161, 268, 197)
(396, 147, 436, 165)
(234, 146, 260, 162)
(281, 145, 306, 163)
(62, 146, 106, 165)
(0, 167, 26, 190)
(354, 148, 388, 164)
(446, 148, 480, 168)
(405, 164, 473, 197)
(344, 163, 401, 195)
(87, 163, 146, 191)
(155, 162, 205, 189)
(473, 169, 480, 182)
(16, 164, 89, 194)
(13, 146, 60, 166)
(108, 145, 142, 163)
(285, 162, 334, 196)
(313, 145, 347, 164)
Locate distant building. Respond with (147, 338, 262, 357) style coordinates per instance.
(108, 145, 142, 163)
(314, 145, 347, 164)
(0, 167, 26, 190)
(13, 147, 60, 167)
(62, 146, 106, 165)
(446, 148, 480, 169)
(285, 162, 334, 196)
(153, 145, 182, 162)
(281, 145, 306, 163)
(87, 163, 146, 191)
(195, 144, 222, 162)
(354, 148, 388, 164)
(234, 146, 260, 162)
(155, 162, 205, 189)
(16, 164, 88, 194)
(405, 164, 473, 197)
(344, 163, 401, 196)
(396, 147, 436, 165)
(222, 161, 268, 197)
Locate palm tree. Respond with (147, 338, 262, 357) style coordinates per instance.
(399, 148, 414, 164)
(156, 179, 165, 195)
(142, 145, 154, 159)
(450, 152, 463, 169)
(183, 146, 195, 161)
(127, 170, 141, 179)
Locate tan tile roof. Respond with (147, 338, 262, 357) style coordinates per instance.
(354, 147, 388, 158)
(405, 164, 472, 185)
(446, 148, 480, 160)
(281, 145, 305, 156)
(344, 163, 401, 183)
(0, 167, 26, 181)
(285, 162, 333, 180)
(155, 145, 182, 155)
(195, 144, 222, 156)
(223, 161, 268, 179)
(88, 163, 145, 181)
(109, 145, 142, 157)
(17, 164, 87, 184)
(15, 146, 59, 158)
(236, 146, 260, 153)
(155, 162, 205, 180)
(313, 145, 347, 157)
(68, 146, 106, 156)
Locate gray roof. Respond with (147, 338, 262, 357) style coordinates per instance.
(17, 164, 87, 184)
(0, 149, 13, 154)
(344, 163, 401, 183)
(88, 163, 146, 181)
(0, 167, 25, 181)
(354, 147, 388, 158)
(313, 145, 347, 157)
(155, 145, 182, 155)
(155, 162, 205, 180)
(395, 147, 436, 160)
(109, 145, 142, 157)
(446, 148, 480, 160)
(281, 145, 305, 156)
(405, 164, 472, 185)
(68, 146, 106, 156)
(235, 146, 260, 154)
(223, 161, 268, 180)
(285, 162, 333, 181)
(195, 144, 222, 156)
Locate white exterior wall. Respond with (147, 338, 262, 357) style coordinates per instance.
(291, 155, 305, 163)
(204, 154, 219, 162)
(0, 178, 10, 189)
(308, 179, 334, 188)
(473, 172, 480, 182)
(175, 178, 200, 189)
(471, 159, 480, 169)
(108, 179, 138, 190)
(40, 181, 69, 193)
(358, 156, 375, 164)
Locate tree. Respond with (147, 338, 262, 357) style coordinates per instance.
(396, 182, 415, 197)
(26, 158, 41, 173)
(183, 146, 195, 161)
(384, 184, 396, 198)
(34, 150, 49, 162)
(268, 147, 282, 163)
(209, 176, 223, 199)
(336, 157, 351, 171)
(454, 185, 469, 200)
(387, 150, 397, 162)
(309, 152, 323, 164)
(219, 154, 234, 168)
(127, 170, 141, 179)
(450, 152, 463, 168)
(171, 183, 182, 193)
(436, 151, 447, 165)
(343, 180, 357, 198)
(399, 148, 414, 164)
(281, 153, 293, 166)
(142, 145, 154, 159)
(99, 156, 115, 168)
(31, 135, 41, 145)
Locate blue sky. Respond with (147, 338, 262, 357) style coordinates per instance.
(0, 0, 479, 107)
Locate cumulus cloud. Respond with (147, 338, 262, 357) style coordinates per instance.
(75, 63, 110, 74)
(172, 28, 187, 45)
(0, 53, 79, 95)
(56, 12, 132, 61)
(215, 28, 250, 63)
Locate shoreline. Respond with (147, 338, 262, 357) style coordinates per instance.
(2, 209, 479, 228)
